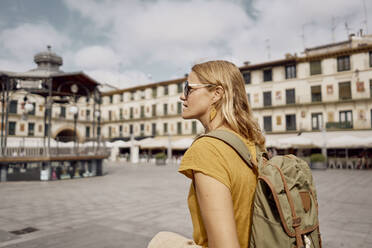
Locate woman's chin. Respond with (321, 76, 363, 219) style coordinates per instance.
(181, 111, 193, 119)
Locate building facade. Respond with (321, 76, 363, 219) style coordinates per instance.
(0, 47, 100, 146)
(2, 35, 372, 151)
(99, 35, 372, 144)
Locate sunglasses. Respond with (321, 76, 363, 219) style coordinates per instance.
(184, 80, 214, 98)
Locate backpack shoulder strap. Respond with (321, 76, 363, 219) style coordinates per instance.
(194, 129, 256, 169)
(255, 144, 269, 162)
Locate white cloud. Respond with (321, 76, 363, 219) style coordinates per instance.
(0, 23, 70, 61)
(234, 0, 371, 64)
(64, 0, 252, 67)
(84, 69, 152, 89)
(63, 0, 371, 70)
(0, 59, 31, 73)
(1, 0, 371, 87)
(74, 46, 121, 70)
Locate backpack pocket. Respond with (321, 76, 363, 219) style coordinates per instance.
(250, 179, 292, 247)
(250, 212, 292, 247)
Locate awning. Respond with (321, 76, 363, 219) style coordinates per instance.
(276, 136, 318, 149)
(139, 137, 170, 149)
(265, 130, 372, 149)
(264, 133, 293, 148)
(172, 137, 194, 150)
(104, 139, 140, 148)
(138, 137, 193, 150)
(327, 135, 371, 148)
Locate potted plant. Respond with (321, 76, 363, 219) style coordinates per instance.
(310, 153, 327, 169)
(155, 152, 167, 165)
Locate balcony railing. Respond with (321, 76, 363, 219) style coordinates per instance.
(326, 121, 353, 129)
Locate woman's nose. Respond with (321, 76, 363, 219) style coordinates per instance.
(180, 93, 186, 101)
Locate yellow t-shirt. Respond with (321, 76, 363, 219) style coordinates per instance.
(178, 130, 258, 248)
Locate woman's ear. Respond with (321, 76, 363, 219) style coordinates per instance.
(212, 86, 224, 103)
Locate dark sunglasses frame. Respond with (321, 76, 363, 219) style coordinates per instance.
(183, 80, 214, 98)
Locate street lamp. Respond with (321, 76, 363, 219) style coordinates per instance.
(69, 106, 78, 115)
(93, 89, 101, 151)
(69, 84, 79, 153)
(24, 102, 34, 113)
(94, 110, 101, 149)
(21, 96, 35, 120)
(69, 105, 79, 153)
(21, 96, 35, 148)
(321, 122, 328, 167)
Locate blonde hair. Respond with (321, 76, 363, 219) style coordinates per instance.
(191, 60, 265, 149)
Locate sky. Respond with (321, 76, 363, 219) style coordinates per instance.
(0, 0, 371, 89)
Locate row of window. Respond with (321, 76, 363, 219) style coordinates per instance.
(106, 79, 372, 122)
(105, 121, 198, 138)
(249, 80, 372, 108)
(6, 108, 372, 137)
(242, 52, 372, 84)
(263, 114, 296, 132)
(8, 101, 37, 115)
(262, 110, 363, 132)
(261, 89, 295, 106)
(105, 53, 372, 104)
(107, 102, 183, 121)
(243, 64, 297, 84)
(108, 83, 184, 103)
(7, 122, 38, 136)
(105, 52, 372, 103)
(7, 102, 97, 121)
(6, 80, 372, 123)
(7, 121, 95, 138)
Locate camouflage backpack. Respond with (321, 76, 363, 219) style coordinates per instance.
(200, 130, 322, 248)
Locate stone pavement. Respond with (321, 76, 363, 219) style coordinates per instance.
(0, 162, 371, 248)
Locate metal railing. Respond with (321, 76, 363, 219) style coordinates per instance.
(1, 146, 110, 157)
(325, 121, 353, 129)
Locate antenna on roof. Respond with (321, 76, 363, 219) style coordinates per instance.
(117, 62, 122, 86)
(301, 24, 306, 49)
(344, 21, 351, 37)
(265, 39, 271, 59)
(331, 16, 337, 42)
(300, 22, 315, 49)
(362, 0, 369, 34)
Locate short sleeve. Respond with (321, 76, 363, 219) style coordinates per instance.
(178, 137, 232, 190)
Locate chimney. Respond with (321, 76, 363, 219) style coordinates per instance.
(285, 53, 292, 59)
(243, 61, 250, 66)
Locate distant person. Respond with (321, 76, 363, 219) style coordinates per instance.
(148, 60, 265, 248)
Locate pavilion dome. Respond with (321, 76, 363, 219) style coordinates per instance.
(33, 45, 63, 72)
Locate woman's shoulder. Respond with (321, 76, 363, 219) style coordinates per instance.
(193, 129, 257, 160)
(191, 135, 233, 152)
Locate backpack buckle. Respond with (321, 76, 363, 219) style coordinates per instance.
(292, 217, 301, 227)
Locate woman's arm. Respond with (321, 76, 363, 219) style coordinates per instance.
(194, 172, 240, 248)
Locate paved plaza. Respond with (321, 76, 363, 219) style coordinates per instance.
(0, 162, 372, 248)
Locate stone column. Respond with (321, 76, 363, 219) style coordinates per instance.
(91, 159, 97, 176)
(0, 165, 7, 182)
(130, 145, 139, 163)
(96, 159, 102, 176)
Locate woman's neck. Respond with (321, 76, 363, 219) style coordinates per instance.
(202, 114, 229, 133)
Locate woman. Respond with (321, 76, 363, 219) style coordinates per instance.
(148, 60, 265, 248)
